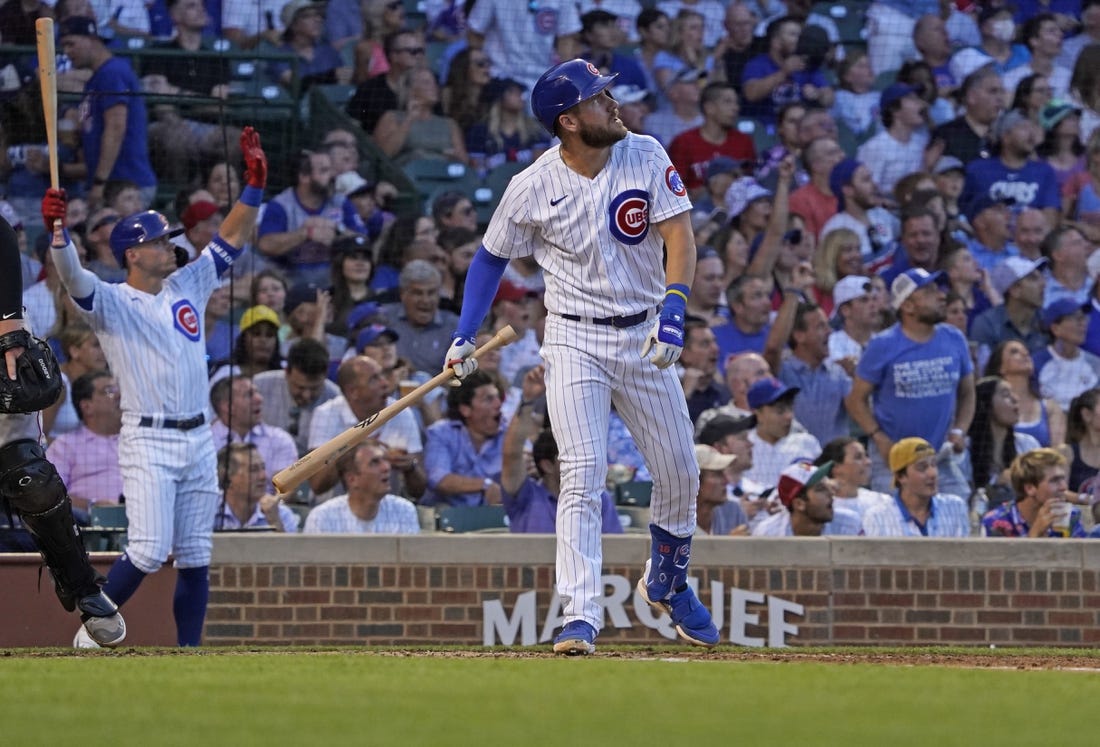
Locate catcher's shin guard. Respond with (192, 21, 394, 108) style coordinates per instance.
(0, 439, 103, 609)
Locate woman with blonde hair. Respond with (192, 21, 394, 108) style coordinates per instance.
(654, 10, 707, 92)
(811, 227, 862, 316)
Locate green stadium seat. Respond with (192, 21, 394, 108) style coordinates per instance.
(822, 2, 870, 46)
(738, 118, 775, 153)
(83, 504, 128, 552)
(315, 83, 357, 107)
(436, 505, 508, 533)
(404, 159, 481, 211)
(90, 504, 128, 530)
(615, 481, 653, 507)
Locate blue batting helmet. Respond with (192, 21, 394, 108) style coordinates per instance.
(108, 210, 184, 267)
(531, 59, 618, 134)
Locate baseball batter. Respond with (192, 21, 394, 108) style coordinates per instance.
(42, 127, 268, 647)
(0, 213, 125, 647)
(445, 60, 718, 654)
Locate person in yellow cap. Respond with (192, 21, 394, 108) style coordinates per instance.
(210, 305, 283, 382)
(861, 437, 970, 536)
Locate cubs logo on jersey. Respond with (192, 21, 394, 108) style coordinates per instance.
(608, 189, 649, 245)
(172, 299, 201, 342)
(665, 166, 686, 197)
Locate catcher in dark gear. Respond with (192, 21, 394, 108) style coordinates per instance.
(0, 213, 126, 647)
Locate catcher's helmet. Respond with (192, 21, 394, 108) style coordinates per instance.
(109, 210, 184, 267)
(531, 59, 618, 134)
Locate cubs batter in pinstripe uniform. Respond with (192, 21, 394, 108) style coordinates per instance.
(42, 127, 268, 647)
(445, 60, 718, 654)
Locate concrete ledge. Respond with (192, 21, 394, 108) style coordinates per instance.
(829, 537, 1088, 568)
(210, 534, 1100, 569)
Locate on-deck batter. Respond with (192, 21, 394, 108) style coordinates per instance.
(444, 59, 718, 654)
(42, 127, 268, 647)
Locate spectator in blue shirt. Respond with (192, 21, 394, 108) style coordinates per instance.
(271, 0, 350, 91)
(742, 16, 833, 125)
(423, 370, 505, 506)
(962, 109, 1062, 226)
(846, 269, 976, 492)
(769, 297, 852, 447)
(581, 10, 648, 91)
(963, 194, 1019, 273)
(713, 274, 772, 375)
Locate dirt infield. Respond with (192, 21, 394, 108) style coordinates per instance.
(4, 645, 1100, 669)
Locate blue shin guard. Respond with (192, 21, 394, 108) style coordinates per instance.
(645, 523, 691, 602)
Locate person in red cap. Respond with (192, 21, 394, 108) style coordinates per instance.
(751, 459, 861, 536)
(491, 280, 542, 384)
(176, 201, 224, 262)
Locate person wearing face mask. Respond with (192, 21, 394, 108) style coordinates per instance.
(950, 6, 1032, 81)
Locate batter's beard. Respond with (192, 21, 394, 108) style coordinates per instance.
(579, 122, 628, 149)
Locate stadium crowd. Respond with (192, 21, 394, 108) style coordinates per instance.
(5, 0, 1100, 542)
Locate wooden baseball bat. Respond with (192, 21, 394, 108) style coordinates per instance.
(35, 18, 60, 191)
(272, 324, 520, 495)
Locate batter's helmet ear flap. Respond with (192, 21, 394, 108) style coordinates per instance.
(108, 211, 184, 268)
(531, 58, 619, 133)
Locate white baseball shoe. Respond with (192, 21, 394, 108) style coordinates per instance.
(81, 611, 126, 647)
(73, 625, 101, 649)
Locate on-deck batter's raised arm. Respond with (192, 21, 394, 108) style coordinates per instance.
(444, 60, 717, 655)
(42, 126, 269, 648)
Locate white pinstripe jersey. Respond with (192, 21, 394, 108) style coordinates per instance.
(77, 251, 220, 417)
(482, 133, 692, 319)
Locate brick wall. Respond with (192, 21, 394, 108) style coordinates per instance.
(200, 535, 1100, 648)
(7, 536, 1100, 648)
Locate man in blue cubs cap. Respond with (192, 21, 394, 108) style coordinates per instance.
(743, 377, 822, 488)
(1034, 298, 1096, 411)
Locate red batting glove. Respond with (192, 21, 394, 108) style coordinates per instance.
(41, 188, 67, 233)
(240, 126, 267, 189)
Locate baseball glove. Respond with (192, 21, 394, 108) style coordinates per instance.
(0, 330, 63, 414)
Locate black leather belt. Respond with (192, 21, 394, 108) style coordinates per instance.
(559, 309, 651, 328)
(137, 414, 205, 430)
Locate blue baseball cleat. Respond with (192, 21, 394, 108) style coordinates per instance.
(637, 578, 719, 648)
(553, 620, 597, 655)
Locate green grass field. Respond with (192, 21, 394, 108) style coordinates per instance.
(3, 647, 1099, 746)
